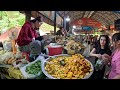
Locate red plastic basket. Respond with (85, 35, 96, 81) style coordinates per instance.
(47, 46, 63, 56)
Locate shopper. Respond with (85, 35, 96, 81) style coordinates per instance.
(56, 27, 66, 36)
(93, 36, 98, 47)
(16, 16, 43, 53)
(104, 33, 120, 79)
(83, 40, 91, 58)
(89, 35, 112, 79)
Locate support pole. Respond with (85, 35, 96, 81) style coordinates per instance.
(54, 11, 56, 35)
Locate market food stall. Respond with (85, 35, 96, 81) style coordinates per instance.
(0, 32, 93, 79)
(1, 11, 119, 79)
(0, 51, 46, 79)
(0, 49, 93, 79)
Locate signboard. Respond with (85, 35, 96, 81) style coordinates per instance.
(75, 25, 82, 29)
(115, 19, 120, 30)
(82, 26, 93, 31)
(73, 29, 93, 35)
(71, 18, 102, 28)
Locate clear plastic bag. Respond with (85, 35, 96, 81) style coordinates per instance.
(3, 41, 12, 52)
(20, 56, 45, 79)
(95, 59, 105, 71)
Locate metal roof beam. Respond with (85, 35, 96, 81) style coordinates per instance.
(89, 11, 96, 18)
(95, 12, 111, 25)
(83, 11, 90, 18)
(91, 14, 109, 26)
(99, 11, 113, 25)
(87, 11, 94, 18)
(92, 16, 108, 26)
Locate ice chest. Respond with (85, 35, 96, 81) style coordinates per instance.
(47, 45, 63, 56)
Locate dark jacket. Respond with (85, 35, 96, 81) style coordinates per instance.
(56, 30, 63, 36)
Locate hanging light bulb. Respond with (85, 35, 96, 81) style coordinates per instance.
(73, 25, 76, 29)
(66, 16, 70, 21)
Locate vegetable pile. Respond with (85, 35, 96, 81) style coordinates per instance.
(26, 61, 41, 75)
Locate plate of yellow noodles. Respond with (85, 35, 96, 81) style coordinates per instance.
(42, 54, 94, 79)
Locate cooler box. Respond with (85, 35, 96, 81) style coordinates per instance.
(47, 45, 63, 56)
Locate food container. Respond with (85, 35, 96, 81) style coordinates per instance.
(47, 43, 63, 56)
(67, 48, 84, 55)
(42, 54, 94, 79)
(67, 50, 76, 55)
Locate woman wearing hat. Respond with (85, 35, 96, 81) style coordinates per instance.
(16, 16, 43, 53)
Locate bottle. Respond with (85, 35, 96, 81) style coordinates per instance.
(95, 59, 105, 71)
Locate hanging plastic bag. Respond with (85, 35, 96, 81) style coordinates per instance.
(3, 41, 12, 52)
(95, 59, 105, 71)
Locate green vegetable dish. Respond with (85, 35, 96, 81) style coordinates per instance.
(26, 61, 41, 75)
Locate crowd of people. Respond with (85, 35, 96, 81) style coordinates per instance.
(76, 32, 120, 79)
(85, 33, 120, 79)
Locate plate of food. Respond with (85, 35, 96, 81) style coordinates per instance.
(42, 54, 94, 79)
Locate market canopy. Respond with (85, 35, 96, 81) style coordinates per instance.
(58, 11, 120, 28)
(19, 11, 120, 31)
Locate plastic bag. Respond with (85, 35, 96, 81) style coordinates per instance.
(3, 41, 12, 52)
(83, 43, 90, 57)
(15, 52, 23, 59)
(95, 59, 105, 71)
(8, 67, 24, 79)
(12, 59, 29, 69)
(20, 56, 45, 79)
(0, 52, 14, 64)
(0, 50, 4, 55)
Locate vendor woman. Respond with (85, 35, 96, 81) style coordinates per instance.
(16, 16, 43, 53)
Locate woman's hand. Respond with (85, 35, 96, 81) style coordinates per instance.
(102, 55, 108, 60)
(32, 38, 35, 41)
(96, 54, 102, 59)
(103, 54, 110, 58)
(113, 75, 120, 79)
(102, 54, 111, 63)
(105, 71, 110, 78)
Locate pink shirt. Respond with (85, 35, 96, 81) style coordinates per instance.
(108, 49, 120, 79)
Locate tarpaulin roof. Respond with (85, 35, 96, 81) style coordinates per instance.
(58, 11, 120, 27)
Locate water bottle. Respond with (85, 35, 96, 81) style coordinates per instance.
(95, 59, 105, 71)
